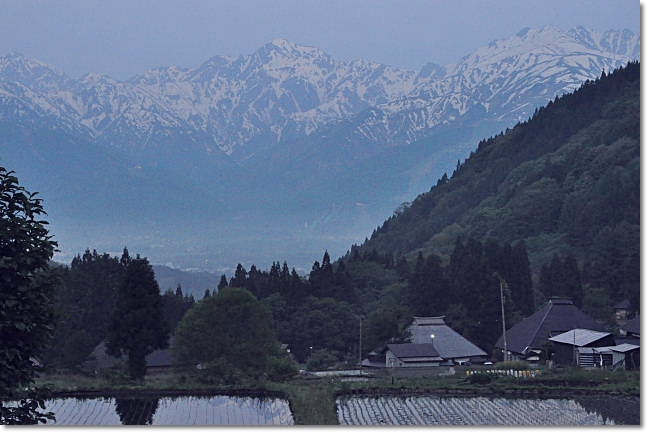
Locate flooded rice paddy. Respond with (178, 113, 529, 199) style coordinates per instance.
(336, 395, 640, 425)
(5, 393, 638, 425)
(21, 395, 294, 425)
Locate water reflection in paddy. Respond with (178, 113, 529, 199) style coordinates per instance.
(37, 395, 294, 425)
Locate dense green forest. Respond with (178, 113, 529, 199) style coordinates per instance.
(38, 62, 639, 375)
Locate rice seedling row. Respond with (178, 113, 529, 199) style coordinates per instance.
(336, 396, 615, 425)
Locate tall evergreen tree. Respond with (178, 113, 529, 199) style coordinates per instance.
(230, 263, 247, 288)
(539, 254, 584, 307)
(510, 241, 534, 315)
(446, 238, 504, 351)
(310, 251, 334, 298)
(404, 252, 448, 316)
(218, 274, 229, 291)
(106, 253, 169, 380)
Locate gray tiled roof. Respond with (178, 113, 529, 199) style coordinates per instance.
(387, 343, 439, 358)
(408, 316, 487, 358)
(548, 329, 611, 346)
(494, 299, 605, 355)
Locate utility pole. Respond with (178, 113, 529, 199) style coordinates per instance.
(359, 317, 363, 373)
(498, 276, 508, 362)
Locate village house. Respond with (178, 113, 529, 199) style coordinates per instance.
(494, 298, 605, 363)
(363, 316, 488, 369)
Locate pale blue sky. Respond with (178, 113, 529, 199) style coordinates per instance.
(0, 0, 640, 80)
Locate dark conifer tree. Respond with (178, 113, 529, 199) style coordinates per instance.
(218, 274, 228, 291)
(247, 264, 262, 298)
(538, 254, 583, 307)
(404, 253, 448, 316)
(310, 252, 335, 298)
(230, 263, 247, 288)
(161, 284, 194, 333)
(561, 255, 583, 307)
(106, 254, 169, 380)
(510, 241, 534, 315)
(447, 238, 502, 351)
(47, 249, 124, 367)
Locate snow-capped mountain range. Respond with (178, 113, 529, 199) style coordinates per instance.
(0, 26, 639, 272)
(0, 26, 638, 160)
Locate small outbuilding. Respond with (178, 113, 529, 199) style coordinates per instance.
(548, 329, 615, 366)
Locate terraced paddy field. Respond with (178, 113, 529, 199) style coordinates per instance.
(6, 396, 294, 425)
(336, 395, 639, 425)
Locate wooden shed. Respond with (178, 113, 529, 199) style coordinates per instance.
(548, 329, 615, 367)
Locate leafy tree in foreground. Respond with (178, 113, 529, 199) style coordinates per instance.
(106, 250, 169, 380)
(0, 167, 57, 424)
(173, 287, 278, 383)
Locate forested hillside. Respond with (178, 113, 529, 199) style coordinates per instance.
(357, 62, 639, 312)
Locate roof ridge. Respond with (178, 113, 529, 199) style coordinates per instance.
(527, 302, 553, 353)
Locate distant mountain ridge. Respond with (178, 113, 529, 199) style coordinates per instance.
(0, 26, 639, 272)
(0, 26, 638, 160)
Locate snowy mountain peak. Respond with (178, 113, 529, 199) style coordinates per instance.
(0, 52, 64, 79)
(0, 26, 639, 160)
(268, 38, 298, 50)
(253, 39, 333, 70)
(264, 38, 326, 56)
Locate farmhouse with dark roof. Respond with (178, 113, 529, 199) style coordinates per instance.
(494, 298, 605, 362)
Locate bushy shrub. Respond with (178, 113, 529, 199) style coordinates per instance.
(266, 357, 298, 381)
(306, 350, 338, 371)
(467, 373, 492, 384)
